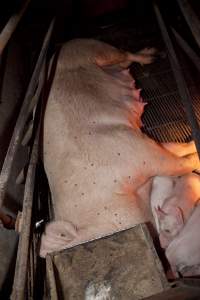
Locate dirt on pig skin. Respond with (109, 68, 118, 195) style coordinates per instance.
(40, 39, 200, 257)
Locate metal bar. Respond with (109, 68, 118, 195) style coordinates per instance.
(10, 117, 40, 300)
(46, 255, 58, 300)
(177, 0, 200, 49)
(153, 3, 200, 160)
(0, 0, 31, 56)
(0, 18, 55, 209)
(10, 19, 55, 299)
(171, 28, 200, 73)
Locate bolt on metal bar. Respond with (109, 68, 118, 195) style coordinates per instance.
(0, 18, 55, 209)
(177, 0, 200, 49)
(171, 28, 200, 73)
(153, 3, 200, 160)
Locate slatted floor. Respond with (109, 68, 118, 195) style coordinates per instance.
(97, 20, 200, 143)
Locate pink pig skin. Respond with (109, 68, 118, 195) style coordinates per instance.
(166, 202, 200, 277)
(152, 173, 200, 249)
(40, 39, 200, 257)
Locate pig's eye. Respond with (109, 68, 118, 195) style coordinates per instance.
(164, 229, 170, 233)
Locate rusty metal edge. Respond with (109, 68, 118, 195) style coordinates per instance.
(140, 224, 170, 291)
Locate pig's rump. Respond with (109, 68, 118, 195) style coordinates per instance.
(40, 39, 200, 257)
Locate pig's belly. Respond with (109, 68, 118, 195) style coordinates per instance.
(44, 150, 150, 232)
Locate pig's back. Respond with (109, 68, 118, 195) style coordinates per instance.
(43, 61, 149, 228)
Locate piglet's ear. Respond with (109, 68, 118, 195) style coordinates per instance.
(172, 206, 184, 227)
(155, 206, 167, 219)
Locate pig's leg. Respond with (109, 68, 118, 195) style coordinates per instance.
(120, 47, 157, 68)
(153, 151, 200, 176)
(162, 141, 197, 157)
(39, 220, 78, 257)
(95, 46, 156, 68)
(121, 140, 200, 194)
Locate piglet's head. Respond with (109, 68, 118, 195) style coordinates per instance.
(155, 205, 184, 248)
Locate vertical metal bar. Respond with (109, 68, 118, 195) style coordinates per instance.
(0, 18, 55, 209)
(171, 28, 200, 73)
(10, 121, 40, 300)
(46, 255, 58, 300)
(153, 3, 200, 159)
(10, 19, 55, 300)
(177, 0, 200, 49)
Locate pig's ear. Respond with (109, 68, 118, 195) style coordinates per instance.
(155, 206, 167, 220)
(172, 207, 184, 226)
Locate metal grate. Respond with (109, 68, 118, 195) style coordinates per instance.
(131, 52, 200, 143)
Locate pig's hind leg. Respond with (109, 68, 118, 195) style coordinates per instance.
(161, 141, 197, 157)
(150, 144, 200, 177)
(39, 220, 78, 257)
(96, 43, 156, 69)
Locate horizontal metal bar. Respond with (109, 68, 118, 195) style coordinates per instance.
(171, 28, 200, 73)
(177, 0, 200, 49)
(0, 18, 55, 210)
(153, 3, 200, 160)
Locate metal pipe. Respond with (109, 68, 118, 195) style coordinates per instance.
(0, 18, 55, 209)
(177, 0, 200, 49)
(0, 0, 31, 56)
(171, 28, 200, 73)
(153, 3, 200, 160)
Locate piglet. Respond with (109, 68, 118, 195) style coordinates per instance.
(151, 173, 200, 248)
(166, 201, 200, 277)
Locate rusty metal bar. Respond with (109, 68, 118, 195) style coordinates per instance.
(10, 20, 55, 299)
(46, 255, 58, 300)
(0, 19, 55, 210)
(171, 28, 200, 73)
(10, 116, 40, 300)
(177, 0, 200, 49)
(0, 0, 31, 56)
(153, 3, 200, 160)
